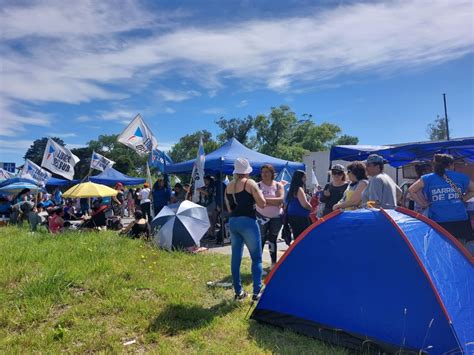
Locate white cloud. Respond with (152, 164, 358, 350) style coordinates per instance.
(202, 108, 226, 115)
(100, 109, 137, 122)
(156, 89, 201, 102)
(0, 98, 51, 136)
(49, 132, 77, 138)
(0, 0, 473, 136)
(0, 139, 34, 152)
(237, 100, 248, 108)
(164, 107, 176, 114)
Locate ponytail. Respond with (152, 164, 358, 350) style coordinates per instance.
(433, 154, 454, 176)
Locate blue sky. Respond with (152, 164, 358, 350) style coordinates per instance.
(1, 0, 473, 165)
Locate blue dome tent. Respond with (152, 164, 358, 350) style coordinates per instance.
(252, 208, 473, 354)
(89, 167, 146, 186)
(164, 138, 305, 175)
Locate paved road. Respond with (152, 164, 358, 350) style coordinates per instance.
(124, 216, 288, 264)
(206, 240, 290, 264)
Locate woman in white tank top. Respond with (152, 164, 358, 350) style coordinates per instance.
(257, 165, 285, 268)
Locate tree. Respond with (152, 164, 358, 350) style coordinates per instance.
(23, 137, 65, 165)
(168, 130, 219, 162)
(71, 147, 93, 178)
(216, 116, 255, 147)
(334, 134, 359, 146)
(253, 105, 359, 161)
(427, 115, 448, 141)
(87, 134, 147, 176)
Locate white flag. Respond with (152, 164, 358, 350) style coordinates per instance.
(117, 114, 158, 155)
(0, 168, 14, 180)
(311, 168, 319, 187)
(41, 138, 80, 180)
(21, 159, 52, 186)
(90, 151, 115, 172)
(193, 137, 206, 189)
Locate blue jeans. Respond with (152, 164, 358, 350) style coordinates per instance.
(229, 216, 263, 295)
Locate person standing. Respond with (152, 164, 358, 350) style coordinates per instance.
(333, 162, 368, 211)
(286, 170, 312, 239)
(409, 154, 474, 243)
(152, 178, 171, 214)
(112, 182, 125, 217)
(320, 164, 349, 216)
(256, 164, 284, 270)
(52, 187, 63, 206)
(126, 188, 135, 217)
(225, 158, 266, 301)
(362, 154, 402, 209)
(198, 176, 217, 238)
(139, 182, 152, 221)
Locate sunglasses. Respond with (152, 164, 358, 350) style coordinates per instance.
(331, 170, 343, 175)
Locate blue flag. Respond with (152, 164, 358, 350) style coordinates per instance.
(149, 149, 173, 172)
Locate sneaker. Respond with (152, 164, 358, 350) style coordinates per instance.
(262, 269, 268, 276)
(252, 293, 261, 302)
(234, 291, 248, 301)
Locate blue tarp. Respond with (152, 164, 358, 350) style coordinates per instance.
(330, 137, 474, 167)
(165, 138, 305, 175)
(89, 167, 146, 186)
(46, 177, 78, 186)
(0, 177, 38, 188)
(252, 209, 473, 353)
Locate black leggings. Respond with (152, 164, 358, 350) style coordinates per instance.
(288, 215, 311, 240)
(438, 219, 473, 242)
(259, 217, 283, 264)
(140, 202, 152, 222)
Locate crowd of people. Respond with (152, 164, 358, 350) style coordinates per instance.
(224, 153, 474, 301)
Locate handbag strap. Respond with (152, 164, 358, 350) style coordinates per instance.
(443, 175, 463, 199)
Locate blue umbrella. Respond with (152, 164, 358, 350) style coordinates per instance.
(0, 182, 43, 194)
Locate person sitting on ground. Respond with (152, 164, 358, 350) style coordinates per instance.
(286, 170, 312, 239)
(80, 199, 108, 229)
(120, 210, 151, 239)
(362, 154, 402, 209)
(152, 177, 171, 213)
(225, 158, 266, 301)
(409, 154, 474, 244)
(64, 199, 80, 220)
(333, 161, 368, 211)
(48, 207, 65, 234)
(320, 164, 349, 215)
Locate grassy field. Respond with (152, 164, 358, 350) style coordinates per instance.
(0, 226, 346, 354)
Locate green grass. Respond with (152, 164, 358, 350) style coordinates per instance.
(0, 226, 347, 354)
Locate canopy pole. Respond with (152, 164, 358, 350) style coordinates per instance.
(396, 167, 399, 185)
(327, 160, 332, 183)
(443, 93, 450, 141)
(146, 160, 154, 218)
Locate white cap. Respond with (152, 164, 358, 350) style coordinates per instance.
(233, 157, 253, 175)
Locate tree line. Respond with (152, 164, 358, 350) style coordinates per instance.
(24, 105, 359, 177)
